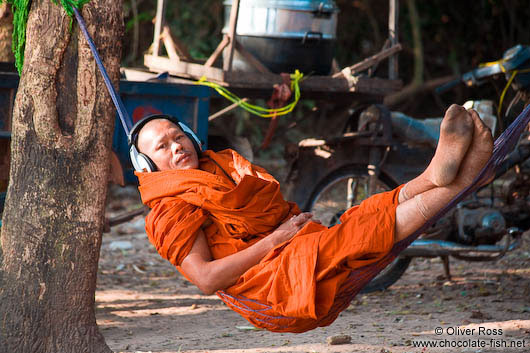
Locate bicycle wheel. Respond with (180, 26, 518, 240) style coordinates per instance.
(305, 165, 411, 293)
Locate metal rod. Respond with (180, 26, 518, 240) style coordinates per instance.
(401, 236, 521, 257)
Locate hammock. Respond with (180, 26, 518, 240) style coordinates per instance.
(39, 2, 530, 333)
(217, 100, 530, 331)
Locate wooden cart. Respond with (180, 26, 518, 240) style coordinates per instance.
(139, 0, 403, 102)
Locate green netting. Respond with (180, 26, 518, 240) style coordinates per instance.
(1, 0, 90, 74)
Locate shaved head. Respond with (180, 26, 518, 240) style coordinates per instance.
(136, 118, 199, 171)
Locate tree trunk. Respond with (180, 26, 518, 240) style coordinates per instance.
(0, 0, 122, 352)
(0, 2, 14, 62)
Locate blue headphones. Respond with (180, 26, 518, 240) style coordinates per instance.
(128, 114, 203, 172)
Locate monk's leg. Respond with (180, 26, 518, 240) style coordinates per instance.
(398, 104, 474, 203)
(395, 109, 493, 242)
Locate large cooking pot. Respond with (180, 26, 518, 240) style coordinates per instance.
(223, 0, 339, 75)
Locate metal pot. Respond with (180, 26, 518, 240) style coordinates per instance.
(223, 0, 339, 75)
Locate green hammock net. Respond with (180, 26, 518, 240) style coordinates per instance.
(1, 0, 90, 74)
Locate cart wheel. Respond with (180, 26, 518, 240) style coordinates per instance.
(305, 165, 411, 292)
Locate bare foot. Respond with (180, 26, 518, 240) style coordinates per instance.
(424, 104, 475, 186)
(398, 105, 475, 203)
(452, 109, 494, 188)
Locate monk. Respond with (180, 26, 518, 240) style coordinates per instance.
(134, 104, 493, 332)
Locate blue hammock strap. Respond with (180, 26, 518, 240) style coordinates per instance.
(71, 6, 133, 135)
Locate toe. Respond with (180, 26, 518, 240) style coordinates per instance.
(469, 109, 494, 146)
(446, 104, 467, 117)
(441, 105, 474, 135)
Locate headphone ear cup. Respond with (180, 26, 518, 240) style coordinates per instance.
(184, 132, 202, 156)
(178, 122, 203, 152)
(130, 144, 158, 172)
(137, 153, 158, 172)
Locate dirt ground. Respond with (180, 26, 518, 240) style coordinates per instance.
(97, 184, 530, 353)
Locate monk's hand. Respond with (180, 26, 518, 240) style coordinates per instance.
(269, 213, 315, 246)
(288, 212, 314, 227)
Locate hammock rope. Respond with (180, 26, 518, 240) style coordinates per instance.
(10, 0, 530, 332)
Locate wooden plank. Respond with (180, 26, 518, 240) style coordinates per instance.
(209, 98, 249, 121)
(332, 44, 402, 78)
(145, 56, 279, 88)
(152, 0, 166, 57)
(300, 75, 402, 95)
(161, 26, 179, 61)
(349, 77, 402, 95)
(144, 54, 401, 95)
(121, 67, 159, 81)
(331, 58, 341, 74)
(388, 0, 399, 79)
(205, 35, 230, 68)
(223, 70, 281, 87)
(161, 25, 192, 62)
(144, 54, 227, 82)
(223, 0, 240, 71)
(107, 206, 147, 227)
(225, 72, 401, 96)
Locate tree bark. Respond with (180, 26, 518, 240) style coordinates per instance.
(0, 2, 14, 62)
(0, 0, 122, 352)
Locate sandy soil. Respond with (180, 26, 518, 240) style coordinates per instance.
(96, 185, 530, 353)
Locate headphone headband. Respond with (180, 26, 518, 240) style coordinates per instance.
(129, 114, 178, 147)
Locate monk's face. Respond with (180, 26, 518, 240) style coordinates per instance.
(137, 119, 199, 171)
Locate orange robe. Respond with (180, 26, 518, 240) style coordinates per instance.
(137, 149, 403, 332)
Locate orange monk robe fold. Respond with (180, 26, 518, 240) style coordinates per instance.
(137, 149, 403, 332)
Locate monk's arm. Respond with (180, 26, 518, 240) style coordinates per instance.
(180, 212, 315, 295)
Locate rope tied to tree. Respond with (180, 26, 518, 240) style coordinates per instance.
(1, 0, 90, 74)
